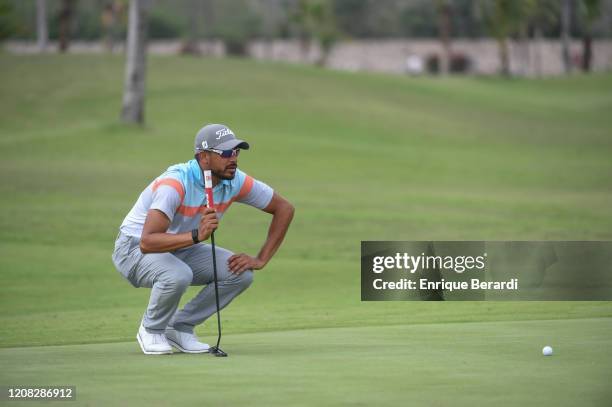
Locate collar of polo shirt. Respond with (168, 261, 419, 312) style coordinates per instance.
(189, 159, 232, 188)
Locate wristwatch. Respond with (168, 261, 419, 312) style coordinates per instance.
(191, 228, 200, 244)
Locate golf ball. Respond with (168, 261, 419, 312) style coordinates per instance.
(542, 346, 553, 356)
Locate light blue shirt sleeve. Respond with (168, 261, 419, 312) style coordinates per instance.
(238, 177, 274, 209)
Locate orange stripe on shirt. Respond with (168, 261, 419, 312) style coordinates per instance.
(178, 203, 228, 217)
(175, 176, 254, 217)
(215, 176, 254, 213)
(152, 178, 185, 201)
(236, 176, 254, 200)
(177, 204, 205, 217)
(214, 201, 232, 213)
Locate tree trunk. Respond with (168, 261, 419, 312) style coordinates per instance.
(36, 0, 48, 52)
(582, 30, 592, 72)
(561, 0, 572, 74)
(534, 26, 543, 78)
(498, 36, 510, 77)
(180, 0, 200, 55)
(121, 0, 149, 125)
(299, 36, 311, 63)
(102, 2, 119, 53)
(436, 0, 452, 75)
(518, 23, 529, 77)
(58, 0, 74, 53)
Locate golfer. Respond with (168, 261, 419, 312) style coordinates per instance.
(112, 124, 294, 355)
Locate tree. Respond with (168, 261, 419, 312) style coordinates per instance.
(179, 0, 201, 55)
(579, 0, 601, 72)
(210, 0, 261, 56)
(333, 0, 371, 37)
(58, 0, 75, 53)
(435, 0, 452, 75)
(249, 0, 287, 58)
(479, 0, 523, 77)
(0, 0, 16, 42)
(521, 0, 558, 77)
(291, 0, 338, 66)
(102, 1, 125, 53)
(121, 0, 149, 125)
(560, 0, 573, 73)
(36, 0, 48, 52)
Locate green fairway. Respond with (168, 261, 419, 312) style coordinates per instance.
(2, 319, 611, 406)
(1, 54, 611, 405)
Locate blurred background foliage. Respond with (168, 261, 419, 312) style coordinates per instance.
(3, 0, 612, 44)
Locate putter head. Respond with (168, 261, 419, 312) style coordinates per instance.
(209, 346, 228, 357)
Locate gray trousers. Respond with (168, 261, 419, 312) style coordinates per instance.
(112, 232, 253, 334)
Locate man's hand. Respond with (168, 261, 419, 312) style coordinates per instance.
(198, 207, 218, 242)
(227, 253, 265, 274)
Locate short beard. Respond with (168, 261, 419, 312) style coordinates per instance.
(213, 170, 236, 180)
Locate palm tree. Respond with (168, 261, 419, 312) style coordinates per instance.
(121, 0, 149, 125)
(579, 0, 601, 72)
(522, 0, 558, 77)
(58, 0, 75, 53)
(479, 0, 523, 77)
(292, 0, 338, 66)
(560, 0, 572, 74)
(36, 0, 48, 52)
(435, 0, 452, 75)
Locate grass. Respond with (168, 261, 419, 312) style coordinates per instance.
(1, 319, 611, 406)
(0, 54, 611, 406)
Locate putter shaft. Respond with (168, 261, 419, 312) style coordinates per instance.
(210, 232, 227, 356)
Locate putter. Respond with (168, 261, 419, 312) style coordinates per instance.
(204, 170, 228, 357)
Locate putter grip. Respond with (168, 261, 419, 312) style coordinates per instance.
(204, 170, 215, 208)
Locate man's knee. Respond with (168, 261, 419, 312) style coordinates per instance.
(160, 266, 193, 291)
(236, 270, 253, 290)
(223, 269, 253, 290)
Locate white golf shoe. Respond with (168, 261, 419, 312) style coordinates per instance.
(136, 324, 173, 355)
(165, 327, 210, 353)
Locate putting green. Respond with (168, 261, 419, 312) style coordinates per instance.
(2, 318, 610, 406)
(1, 55, 611, 406)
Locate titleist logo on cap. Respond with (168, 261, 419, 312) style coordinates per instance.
(215, 128, 234, 139)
